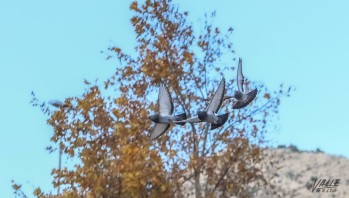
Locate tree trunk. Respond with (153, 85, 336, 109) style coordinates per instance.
(192, 124, 202, 198)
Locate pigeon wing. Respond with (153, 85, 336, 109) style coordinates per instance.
(158, 83, 174, 116)
(237, 58, 244, 92)
(150, 123, 170, 140)
(206, 78, 225, 114)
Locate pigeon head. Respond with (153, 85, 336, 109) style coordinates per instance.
(148, 114, 160, 123)
(197, 111, 208, 121)
(234, 91, 245, 101)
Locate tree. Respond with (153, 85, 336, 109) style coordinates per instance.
(16, 0, 291, 197)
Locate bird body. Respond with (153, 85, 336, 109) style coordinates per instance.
(48, 100, 63, 108)
(232, 91, 247, 101)
(198, 111, 219, 123)
(48, 99, 72, 109)
(197, 111, 229, 130)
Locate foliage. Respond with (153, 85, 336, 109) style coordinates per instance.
(15, 0, 291, 197)
(315, 148, 324, 153)
(288, 144, 300, 153)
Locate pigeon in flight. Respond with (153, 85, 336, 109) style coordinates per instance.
(148, 83, 187, 140)
(48, 100, 63, 108)
(176, 78, 229, 130)
(48, 99, 72, 109)
(225, 58, 258, 109)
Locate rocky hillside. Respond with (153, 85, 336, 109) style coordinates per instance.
(257, 148, 349, 198)
(183, 148, 349, 197)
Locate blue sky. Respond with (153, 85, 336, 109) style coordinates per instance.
(1, 0, 348, 197)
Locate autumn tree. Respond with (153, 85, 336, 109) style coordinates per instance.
(17, 0, 291, 197)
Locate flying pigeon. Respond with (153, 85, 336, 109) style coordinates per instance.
(148, 83, 187, 140)
(48, 100, 63, 108)
(48, 99, 72, 109)
(175, 78, 229, 130)
(224, 58, 258, 109)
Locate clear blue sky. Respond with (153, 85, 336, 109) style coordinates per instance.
(1, 0, 348, 197)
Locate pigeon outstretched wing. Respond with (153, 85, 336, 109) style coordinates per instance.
(206, 78, 225, 114)
(150, 123, 170, 140)
(237, 58, 244, 92)
(158, 83, 174, 116)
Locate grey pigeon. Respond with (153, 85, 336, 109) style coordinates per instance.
(225, 58, 257, 109)
(148, 83, 187, 140)
(48, 99, 72, 109)
(175, 78, 229, 130)
(48, 100, 63, 108)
